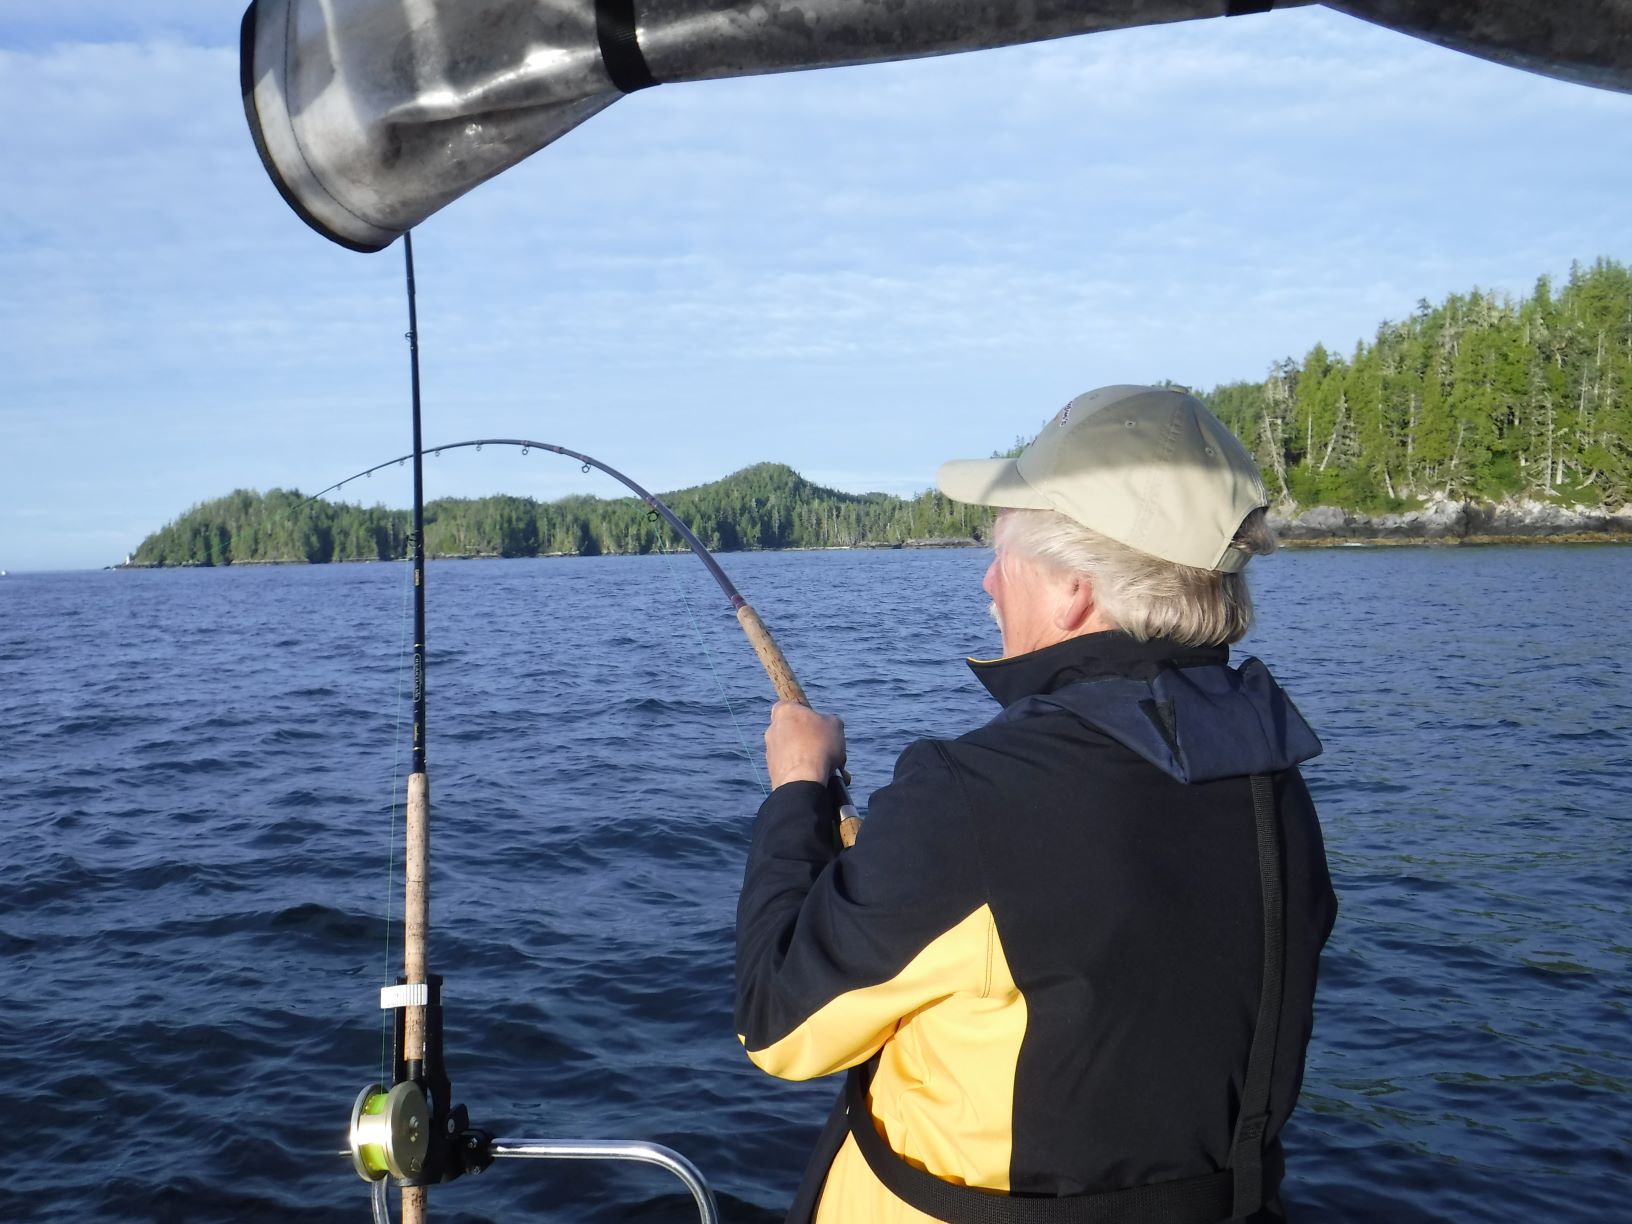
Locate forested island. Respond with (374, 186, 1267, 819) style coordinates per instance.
(127, 259, 1631, 567)
(127, 464, 991, 566)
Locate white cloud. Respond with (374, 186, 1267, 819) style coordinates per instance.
(2, 3, 229, 50)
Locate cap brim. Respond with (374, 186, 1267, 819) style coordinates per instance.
(936, 458, 1053, 509)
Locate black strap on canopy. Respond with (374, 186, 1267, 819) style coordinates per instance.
(596, 0, 659, 93)
(1225, 1, 1276, 15)
(843, 773, 1287, 1224)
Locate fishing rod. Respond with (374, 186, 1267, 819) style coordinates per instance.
(341, 235, 854, 1224)
(344, 232, 491, 1224)
(303, 437, 863, 846)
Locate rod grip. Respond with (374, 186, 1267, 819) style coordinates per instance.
(736, 603, 859, 848)
(837, 816, 860, 848)
(404, 770, 430, 1061)
(735, 603, 808, 705)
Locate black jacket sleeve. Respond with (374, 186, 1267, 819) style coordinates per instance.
(734, 741, 993, 1080)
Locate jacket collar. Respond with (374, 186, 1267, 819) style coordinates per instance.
(967, 631, 1229, 707)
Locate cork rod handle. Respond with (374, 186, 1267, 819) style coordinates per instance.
(735, 603, 860, 848)
(402, 770, 429, 1224)
(735, 604, 808, 705)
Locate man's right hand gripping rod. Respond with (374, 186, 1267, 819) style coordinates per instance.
(734, 602, 861, 848)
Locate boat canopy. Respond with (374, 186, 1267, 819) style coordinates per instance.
(240, 0, 1632, 251)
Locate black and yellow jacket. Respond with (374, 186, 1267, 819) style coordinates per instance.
(735, 632, 1337, 1223)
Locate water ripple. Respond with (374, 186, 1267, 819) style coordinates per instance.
(2, 550, 1628, 1221)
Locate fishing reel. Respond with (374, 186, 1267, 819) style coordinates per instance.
(346, 975, 494, 1186)
(348, 1081, 430, 1181)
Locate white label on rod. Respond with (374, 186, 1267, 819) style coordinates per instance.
(380, 983, 430, 1010)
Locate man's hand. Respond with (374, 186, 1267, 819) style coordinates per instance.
(765, 700, 847, 789)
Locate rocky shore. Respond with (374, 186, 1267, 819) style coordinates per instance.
(1272, 497, 1632, 546)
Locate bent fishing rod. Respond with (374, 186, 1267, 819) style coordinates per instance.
(303, 437, 861, 848)
(337, 235, 853, 1224)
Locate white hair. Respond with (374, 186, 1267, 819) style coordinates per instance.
(994, 508, 1276, 647)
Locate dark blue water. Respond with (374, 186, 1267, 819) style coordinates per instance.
(2, 546, 1628, 1222)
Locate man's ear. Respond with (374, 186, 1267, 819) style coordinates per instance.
(1055, 576, 1097, 633)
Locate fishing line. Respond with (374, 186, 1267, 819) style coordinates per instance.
(652, 520, 769, 797)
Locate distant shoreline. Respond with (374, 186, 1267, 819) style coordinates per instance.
(1276, 532, 1631, 549)
(111, 524, 1630, 568)
(1269, 498, 1632, 549)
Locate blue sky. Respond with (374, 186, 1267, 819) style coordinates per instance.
(3, 3, 1630, 571)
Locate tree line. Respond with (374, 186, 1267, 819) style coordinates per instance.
(130, 258, 1630, 566)
(128, 463, 992, 566)
(1204, 257, 1631, 511)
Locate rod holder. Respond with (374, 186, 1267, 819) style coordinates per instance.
(490, 1139, 720, 1224)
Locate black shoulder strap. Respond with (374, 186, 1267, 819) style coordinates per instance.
(1227, 774, 1286, 1219)
(843, 774, 1286, 1224)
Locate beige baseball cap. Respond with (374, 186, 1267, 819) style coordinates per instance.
(937, 385, 1268, 573)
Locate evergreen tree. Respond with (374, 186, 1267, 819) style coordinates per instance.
(128, 259, 1632, 566)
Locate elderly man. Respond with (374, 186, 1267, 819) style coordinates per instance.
(735, 385, 1337, 1224)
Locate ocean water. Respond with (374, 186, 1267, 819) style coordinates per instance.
(1, 545, 1628, 1223)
